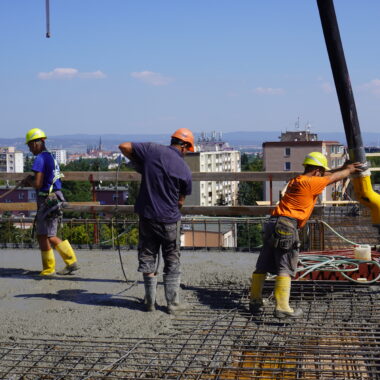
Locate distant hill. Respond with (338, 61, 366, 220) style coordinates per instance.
(2, 131, 380, 153)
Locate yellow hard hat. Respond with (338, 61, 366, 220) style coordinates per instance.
(25, 128, 47, 144)
(303, 151, 330, 170)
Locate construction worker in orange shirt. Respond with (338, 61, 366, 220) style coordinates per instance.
(250, 152, 363, 319)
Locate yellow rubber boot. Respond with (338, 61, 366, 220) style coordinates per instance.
(40, 249, 56, 276)
(55, 240, 79, 275)
(249, 273, 266, 314)
(274, 276, 303, 319)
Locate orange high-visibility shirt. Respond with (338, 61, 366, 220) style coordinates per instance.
(272, 175, 330, 228)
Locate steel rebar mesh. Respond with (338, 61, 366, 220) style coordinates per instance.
(0, 281, 379, 379)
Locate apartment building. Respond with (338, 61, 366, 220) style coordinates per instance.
(185, 132, 241, 206)
(50, 149, 67, 165)
(95, 185, 129, 205)
(0, 147, 24, 173)
(263, 130, 345, 203)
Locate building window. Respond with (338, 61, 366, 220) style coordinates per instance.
(284, 162, 291, 171)
(284, 147, 291, 157)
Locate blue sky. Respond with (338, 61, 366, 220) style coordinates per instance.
(1, 0, 380, 138)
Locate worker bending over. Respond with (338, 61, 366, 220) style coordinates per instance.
(250, 152, 362, 319)
(22, 128, 79, 276)
(119, 128, 193, 314)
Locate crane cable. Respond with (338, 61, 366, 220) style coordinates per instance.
(45, 0, 51, 38)
(114, 156, 129, 282)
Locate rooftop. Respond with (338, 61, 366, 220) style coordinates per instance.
(0, 248, 379, 378)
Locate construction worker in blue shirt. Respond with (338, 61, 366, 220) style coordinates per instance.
(22, 128, 79, 276)
(119, 128, 193, 314)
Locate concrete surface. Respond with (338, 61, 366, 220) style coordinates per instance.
(0, 248, 257, 340)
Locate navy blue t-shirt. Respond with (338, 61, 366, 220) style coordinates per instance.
(132, 143, 192, 223)
(32, 151, 62, 193)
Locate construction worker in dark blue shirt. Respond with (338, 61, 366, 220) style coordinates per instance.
(22, 128, 79, 276)
(119, 128, 193, 314)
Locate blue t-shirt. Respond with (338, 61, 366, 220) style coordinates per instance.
(32, 151, 62, 193)
(132, 142, 192, 223)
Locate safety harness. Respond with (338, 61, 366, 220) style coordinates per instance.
(38, 152, 65, 219)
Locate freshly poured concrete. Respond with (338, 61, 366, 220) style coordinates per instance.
(0, 248, 257, 340)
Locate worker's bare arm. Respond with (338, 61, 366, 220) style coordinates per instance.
(326, 162, 362, 184)
(178, 194, 186, 209)
(21, 172, 44, 189)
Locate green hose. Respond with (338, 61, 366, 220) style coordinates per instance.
(297, 254, 380, 284)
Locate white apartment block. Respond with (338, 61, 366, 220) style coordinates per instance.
(263, 134, 345, 204)
(50, 149, 67, 165)
(185, 133, 241, 206)
(0, 147, 24, 173)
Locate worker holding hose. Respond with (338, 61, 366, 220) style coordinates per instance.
(250, 152, 362, 319)
(119, 128, 193, 314)
(21, 128, 79, 276)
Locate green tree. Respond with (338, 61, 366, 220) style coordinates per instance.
(0, 215, 17, 244)
(61, 224, 91, 245)
(62, 181, 92, 202)
(61, 158, 109, 172)
(238, 154, 263, 205)
(125, 182, 140, 205)
(126, 227, 139, 246)
(24, 155, 34, 172)
(237, 222, 263, 250)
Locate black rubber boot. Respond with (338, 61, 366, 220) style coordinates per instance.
(163, 274, 189, 315)
(249, 299, 268, 314)
(274, 308, 303, 319)
(57, 262, 79, 275)
(143, 276, 157, 312)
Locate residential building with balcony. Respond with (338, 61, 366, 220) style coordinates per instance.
(185, 131, 240, 206)
(0, 147, 24, 173)
(50, 149, 67, 165)
(263, 130, 345, 204)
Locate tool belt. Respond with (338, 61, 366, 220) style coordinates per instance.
(38, 191, 64, 220)
(271, 216, 300, 251)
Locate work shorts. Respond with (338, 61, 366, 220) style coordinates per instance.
(137, 217, 181, 275)
(255, 216, 300, 277)
(35, 191, 64, 237)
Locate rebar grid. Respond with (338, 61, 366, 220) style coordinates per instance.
(0, 281, 379, 379)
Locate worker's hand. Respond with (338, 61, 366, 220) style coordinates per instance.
(178, 194, 186, 209)
(346, 162, 364, 174)
(20, 175, 34, 187)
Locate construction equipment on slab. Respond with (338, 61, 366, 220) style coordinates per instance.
(317, 0, 380, 233)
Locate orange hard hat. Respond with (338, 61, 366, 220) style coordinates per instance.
(171, 128, 195, 152)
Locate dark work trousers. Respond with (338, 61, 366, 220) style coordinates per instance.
(255, 216, 300, 277)
(138, 217, 181, 275)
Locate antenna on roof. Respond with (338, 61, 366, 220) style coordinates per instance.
(295, 116, 300, 130)
(45, 0, 51, 38)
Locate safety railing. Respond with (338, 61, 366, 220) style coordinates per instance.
(0, 171, 372, 251)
